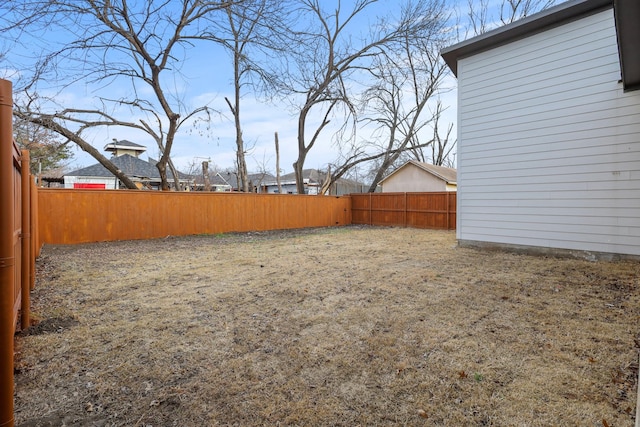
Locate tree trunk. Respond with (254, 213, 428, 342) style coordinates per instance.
(319, 167, 332, 195)
(293, 160, 305, 194)
(156, 114, 180, 191)
(168, 157, 182, 191)
(275, 132, 282, 194)
(367, 156, 395, 193)
(294, 108, 309, 194)
(202, 161, 211, 191)
(157, 160, 170, 191)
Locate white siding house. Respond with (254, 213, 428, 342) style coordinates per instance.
(442, 0, 640, 258)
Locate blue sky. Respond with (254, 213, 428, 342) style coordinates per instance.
(0, 0, 524, 175)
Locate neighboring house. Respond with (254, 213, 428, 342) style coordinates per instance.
(191, 172, 277, 192)
(263, 169, 325, 194)
(234, 172, 276, 193)
(441, 0, 640, 257)
(379, 161, 457, 193)
(263, 169, 366, 195)
(206, 172, 276, 192)
(247, 172, 276, 193)
(191, 173, 232, 192)
(64, 140, 192, 190)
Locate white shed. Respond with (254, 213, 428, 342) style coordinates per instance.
(442, 0, 640, 258)
(379, 161, 457, 193)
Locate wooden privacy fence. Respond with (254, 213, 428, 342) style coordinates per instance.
(0, 79, 37, 427)
(351, 192, 456, 230)
(37, 190, 351, 245)
(36, 191, 456, 247)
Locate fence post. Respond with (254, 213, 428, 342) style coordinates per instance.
(403, 192, 407, 228)
(30, 179, 39, 263)
(446, 192, 450, 230)
(21, 150, 31, 330)
(0, 79, 15, 427)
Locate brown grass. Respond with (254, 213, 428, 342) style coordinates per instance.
(14, 226, 640, 426)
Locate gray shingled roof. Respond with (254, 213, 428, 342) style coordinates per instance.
(248, 172, 276, 184)
(277, 169, 326, 184)
(67, 154, 189, 180)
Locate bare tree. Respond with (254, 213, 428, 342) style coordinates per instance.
(191, 0, 288, 192)
(465, 0, 557, 36)
(1, 1, 231, 190)
(317, 136, 436, 195)
(407, 102, 456, 167)
(361, 25, 449, 192)
(14, 108, 139, 189)
(499, 0, 557, 25)
(13, 117, 73, 176)
(466, 0, 490, 36)
(219, 1, 271, 192)
(278, 0, 448, 194)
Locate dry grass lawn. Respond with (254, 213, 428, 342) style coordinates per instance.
(14, 226, 640, 426)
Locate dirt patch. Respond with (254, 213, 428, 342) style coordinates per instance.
(18, 316, 79, 337)
(14, 226, 640, 426)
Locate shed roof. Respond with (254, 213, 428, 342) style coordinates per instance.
(441, 0, 640, 91)
(380, 161, 457, 185)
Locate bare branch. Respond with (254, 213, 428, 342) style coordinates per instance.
(1, 0, 231, 190)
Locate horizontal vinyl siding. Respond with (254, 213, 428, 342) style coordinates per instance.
(456, 8, 640, 256)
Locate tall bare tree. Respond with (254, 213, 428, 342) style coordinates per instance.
(465, 0, 557, 36)
(218, 0, 273, 191)
(361, 21, 450, 192)
(186, 0, 288, 192)
(278, 0, 448, 194)
(406, 101, 456, 167)
(1, 1, 232, 190)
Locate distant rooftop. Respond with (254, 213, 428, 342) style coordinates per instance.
(379, 160, 457, 185)
(104, 139, 147, 153)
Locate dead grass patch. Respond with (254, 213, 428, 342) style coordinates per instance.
(14, 226, 639, 426)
